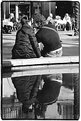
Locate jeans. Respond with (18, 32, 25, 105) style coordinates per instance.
(45, 47, 62, 57)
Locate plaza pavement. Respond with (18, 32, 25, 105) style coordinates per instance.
(2, 30, 79, 60)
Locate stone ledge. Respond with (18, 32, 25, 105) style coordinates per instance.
(2, 56, 79, 68)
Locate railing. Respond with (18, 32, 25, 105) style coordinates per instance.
(2, 100, 74, 119)
(2, 103, 22, 119)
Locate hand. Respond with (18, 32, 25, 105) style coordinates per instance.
(40, 56, 43, 58)
(39, 42, 44, 51)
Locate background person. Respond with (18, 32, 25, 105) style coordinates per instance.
(2, 14, 14, 33)
(47, 13, 53, 23)
(12, 15, 41, 59)
(63, 13, 72, 31)
(10, 13, 18, 31)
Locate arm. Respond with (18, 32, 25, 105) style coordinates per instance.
(36, 29, 44, 51)
(28, 29, 41, 57)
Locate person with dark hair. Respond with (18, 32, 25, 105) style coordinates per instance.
(33, 13, 46, 29)
(35, 74, 62, 119)
(12, 15, 41, 59)
(36, 20, 62, 57)
(12, 75, 42, 119)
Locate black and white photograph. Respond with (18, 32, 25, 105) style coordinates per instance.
(1, 0, 80, 120)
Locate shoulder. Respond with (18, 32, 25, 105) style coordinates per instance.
(22, 25, 33, 34)
(43, 24, 57, 31)
(16, 28, 22, 35)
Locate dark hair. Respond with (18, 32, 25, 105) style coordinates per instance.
(33, 13, 46, 28)
(21, 15, 28, 25)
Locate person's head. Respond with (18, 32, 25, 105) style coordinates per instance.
(10, 13, 14, 19)
(33, 13, 46, 28)
(35, 103, 46, 119)
(65, 13, 69, 17)
(21, 15, 28, 25)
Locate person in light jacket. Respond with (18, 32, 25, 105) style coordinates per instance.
(63, 13, 72, 31)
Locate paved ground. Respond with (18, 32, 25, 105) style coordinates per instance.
(59, 31, 79, 56)
(2, 30, 79, 60)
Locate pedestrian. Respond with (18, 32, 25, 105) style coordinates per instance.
(2, 14, 14, 34)
(36, 19, 62, 57)
(47, 13, 53, 23)
(12, 15, 41, 59)
(63, 13, 72, 31)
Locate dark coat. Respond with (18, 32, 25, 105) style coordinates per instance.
(12, 75, 42, 110)
(36, 23, 62, 56)
(37, 74, 61, 105)
(12, 24, 41, 59)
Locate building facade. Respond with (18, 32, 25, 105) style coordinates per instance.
(2, 1, 79, 33)
(2, 1, 56, 21)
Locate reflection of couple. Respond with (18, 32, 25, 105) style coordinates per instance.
(12, 74, 62, 119)
(12, 15, 62, 59)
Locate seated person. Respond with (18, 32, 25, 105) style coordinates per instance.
(12, 15, 41, 59)
(47, 13, 53, 23)
(36, 20, 62, 57)
(2, 18, 13, 33)
(63, 13, 72, 31)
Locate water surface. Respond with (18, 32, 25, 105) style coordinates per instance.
(2, 71, 79, 120)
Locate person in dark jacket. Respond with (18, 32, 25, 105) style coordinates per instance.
(36, 20, 62, 57)
(12, 15, 41, 59)
(12, 75, 42, 119)
(35, 74, 62, 119)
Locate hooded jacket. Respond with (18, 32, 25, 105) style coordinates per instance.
(12, 75, 42, 111)
(12, 24, 41, 59)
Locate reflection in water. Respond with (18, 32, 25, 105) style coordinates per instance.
(35, 74, 62, 119)
(12, 75, 42, 119)
(2, 73, 79, 119)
